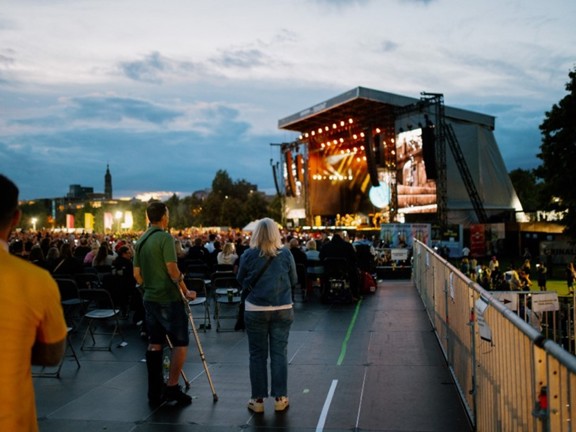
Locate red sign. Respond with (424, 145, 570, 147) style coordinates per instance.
(470, 224, 486, 257)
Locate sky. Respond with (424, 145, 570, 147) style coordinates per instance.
(1, 0, 575, 201)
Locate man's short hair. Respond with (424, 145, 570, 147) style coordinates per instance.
(146, 201, 167, 223)
(0, 174, 19, 227)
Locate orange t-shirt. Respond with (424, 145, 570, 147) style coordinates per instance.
(0, 248, 67, 432)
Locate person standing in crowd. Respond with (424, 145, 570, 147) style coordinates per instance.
(536, 260, 547, 291)
(133, 202, 197, 406)
(0, 174, 67, 432)
(236, 218, 297, 414)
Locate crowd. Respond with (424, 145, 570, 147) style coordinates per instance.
(455, 246, 576, 294)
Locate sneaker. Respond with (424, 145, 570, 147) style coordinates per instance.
(247, 398, 264, 413)
(163, 385, 192, 405)
(274, 396, 289, 412)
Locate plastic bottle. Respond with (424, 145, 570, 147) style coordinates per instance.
(162, 354, 170, 382)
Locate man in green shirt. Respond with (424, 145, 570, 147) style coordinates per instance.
(134, 202, 196, 406)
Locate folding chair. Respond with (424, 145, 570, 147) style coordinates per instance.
(212, 276, 241, 332)
(56, 278, 87, 328)
(78, 288, 124, 351)
(184, 277, 211, 331)
(33, 327, 81, 378)
(75, 272, 102, 289)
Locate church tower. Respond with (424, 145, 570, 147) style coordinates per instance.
(104, 164, 112, 199)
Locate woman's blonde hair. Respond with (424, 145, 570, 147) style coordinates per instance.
(222, 241, 236, 255)
(250, 218, 281, 257)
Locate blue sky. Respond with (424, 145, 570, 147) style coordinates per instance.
(1, 0, 575, 200)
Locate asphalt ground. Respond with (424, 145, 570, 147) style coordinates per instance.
(34, 278, 472, 432)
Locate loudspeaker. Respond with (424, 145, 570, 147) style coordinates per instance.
(421, 126, 437, 180)
(296, 154, 304, 184)
(272, 162, 281, 196)
(364, 132, 380, 187)
(284, 150, 296, 196)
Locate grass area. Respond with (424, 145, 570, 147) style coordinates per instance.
(530, 279, 571, 296)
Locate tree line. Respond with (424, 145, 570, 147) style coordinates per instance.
(19, 170, 282, 232)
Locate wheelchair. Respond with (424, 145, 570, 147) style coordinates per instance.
(320, 257, 355, 304)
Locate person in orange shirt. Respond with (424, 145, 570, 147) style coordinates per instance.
(0, 174, 68, 432)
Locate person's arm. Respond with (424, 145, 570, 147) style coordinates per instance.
(166, 261, 196, 300)
(32, 339, 66, 366)
(134, 266, 144, 286)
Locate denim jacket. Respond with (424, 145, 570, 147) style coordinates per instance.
(237, 247, 297, 307)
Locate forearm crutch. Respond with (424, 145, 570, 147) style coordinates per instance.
(165, 335, 191, 388)
(181, 292, 219, 402)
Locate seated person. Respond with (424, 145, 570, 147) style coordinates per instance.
(319, 233, 359, 298)
(353, 234, 376, 274)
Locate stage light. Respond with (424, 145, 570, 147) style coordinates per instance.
(353, 134, 358, 140)
(299, 135, 303, 140)
(304, 132, 309, 138)
(340, 120, 345, 127)
(376, 128, 381, 133)
(332, 123, 337, 129)
(339, 138, 344, 143)
(348, 118, 353, 124)
(311, 131, 315, 136)
(318, 128, 322, 134)
(360, 132, 365, 138)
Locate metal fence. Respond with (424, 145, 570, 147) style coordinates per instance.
(412, 240, 576, 432)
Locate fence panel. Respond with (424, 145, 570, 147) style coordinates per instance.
(412, 240, 576, 431)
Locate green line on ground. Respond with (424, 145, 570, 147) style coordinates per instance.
(337, 297, 363, 366)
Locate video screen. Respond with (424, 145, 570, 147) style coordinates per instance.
(395, 128, 437, 214)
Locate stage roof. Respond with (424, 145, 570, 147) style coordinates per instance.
(278, 87, 495, 132)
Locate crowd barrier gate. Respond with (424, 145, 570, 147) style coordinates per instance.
(412, 240, 576, 432)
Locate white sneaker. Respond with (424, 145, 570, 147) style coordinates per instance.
(274, 396, 289, 412)
(247, 398, 264, 413)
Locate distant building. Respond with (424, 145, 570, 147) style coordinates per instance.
(67, 184, 94, 200)
(104, 164, 113, 199)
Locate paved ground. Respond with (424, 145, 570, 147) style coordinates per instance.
(34, 278, 472, 432)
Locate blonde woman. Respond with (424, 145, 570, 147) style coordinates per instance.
(236, 218, 297, 414)
(217, 242, 238, 265)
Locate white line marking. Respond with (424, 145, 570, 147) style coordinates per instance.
(355, 367, 368, 428)
(316, 379, 338, 432)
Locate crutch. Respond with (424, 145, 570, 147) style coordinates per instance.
(181, 291, 219, 402)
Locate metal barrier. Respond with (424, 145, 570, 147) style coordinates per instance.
(412, 240, 576, 432)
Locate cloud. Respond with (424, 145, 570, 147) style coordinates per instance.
(118, 51, 201, 84)
(67, 95, 183, 125)
(211, 48, 270, 69)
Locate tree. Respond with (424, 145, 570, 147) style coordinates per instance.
(508, 168, 544, 213)
(536, 67, 576, 237)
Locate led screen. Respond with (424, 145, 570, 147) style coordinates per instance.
(395, 128, 437, 214)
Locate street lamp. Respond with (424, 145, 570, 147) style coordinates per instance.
(31, 217, 37, 231)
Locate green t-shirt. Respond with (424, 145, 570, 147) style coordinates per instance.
(134, 227, 179, 302)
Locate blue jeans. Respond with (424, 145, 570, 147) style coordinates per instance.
(245, 308, 294, 399)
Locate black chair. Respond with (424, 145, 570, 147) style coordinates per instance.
(212, 276, 241, 332)
(184, 277, 211, 331)
(295, 263, 307, 301)
(78, 288, 124, 351)
(56, 278, 88, 327)
(33, 327, 81, 378)
(75, 272, 102, 289)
